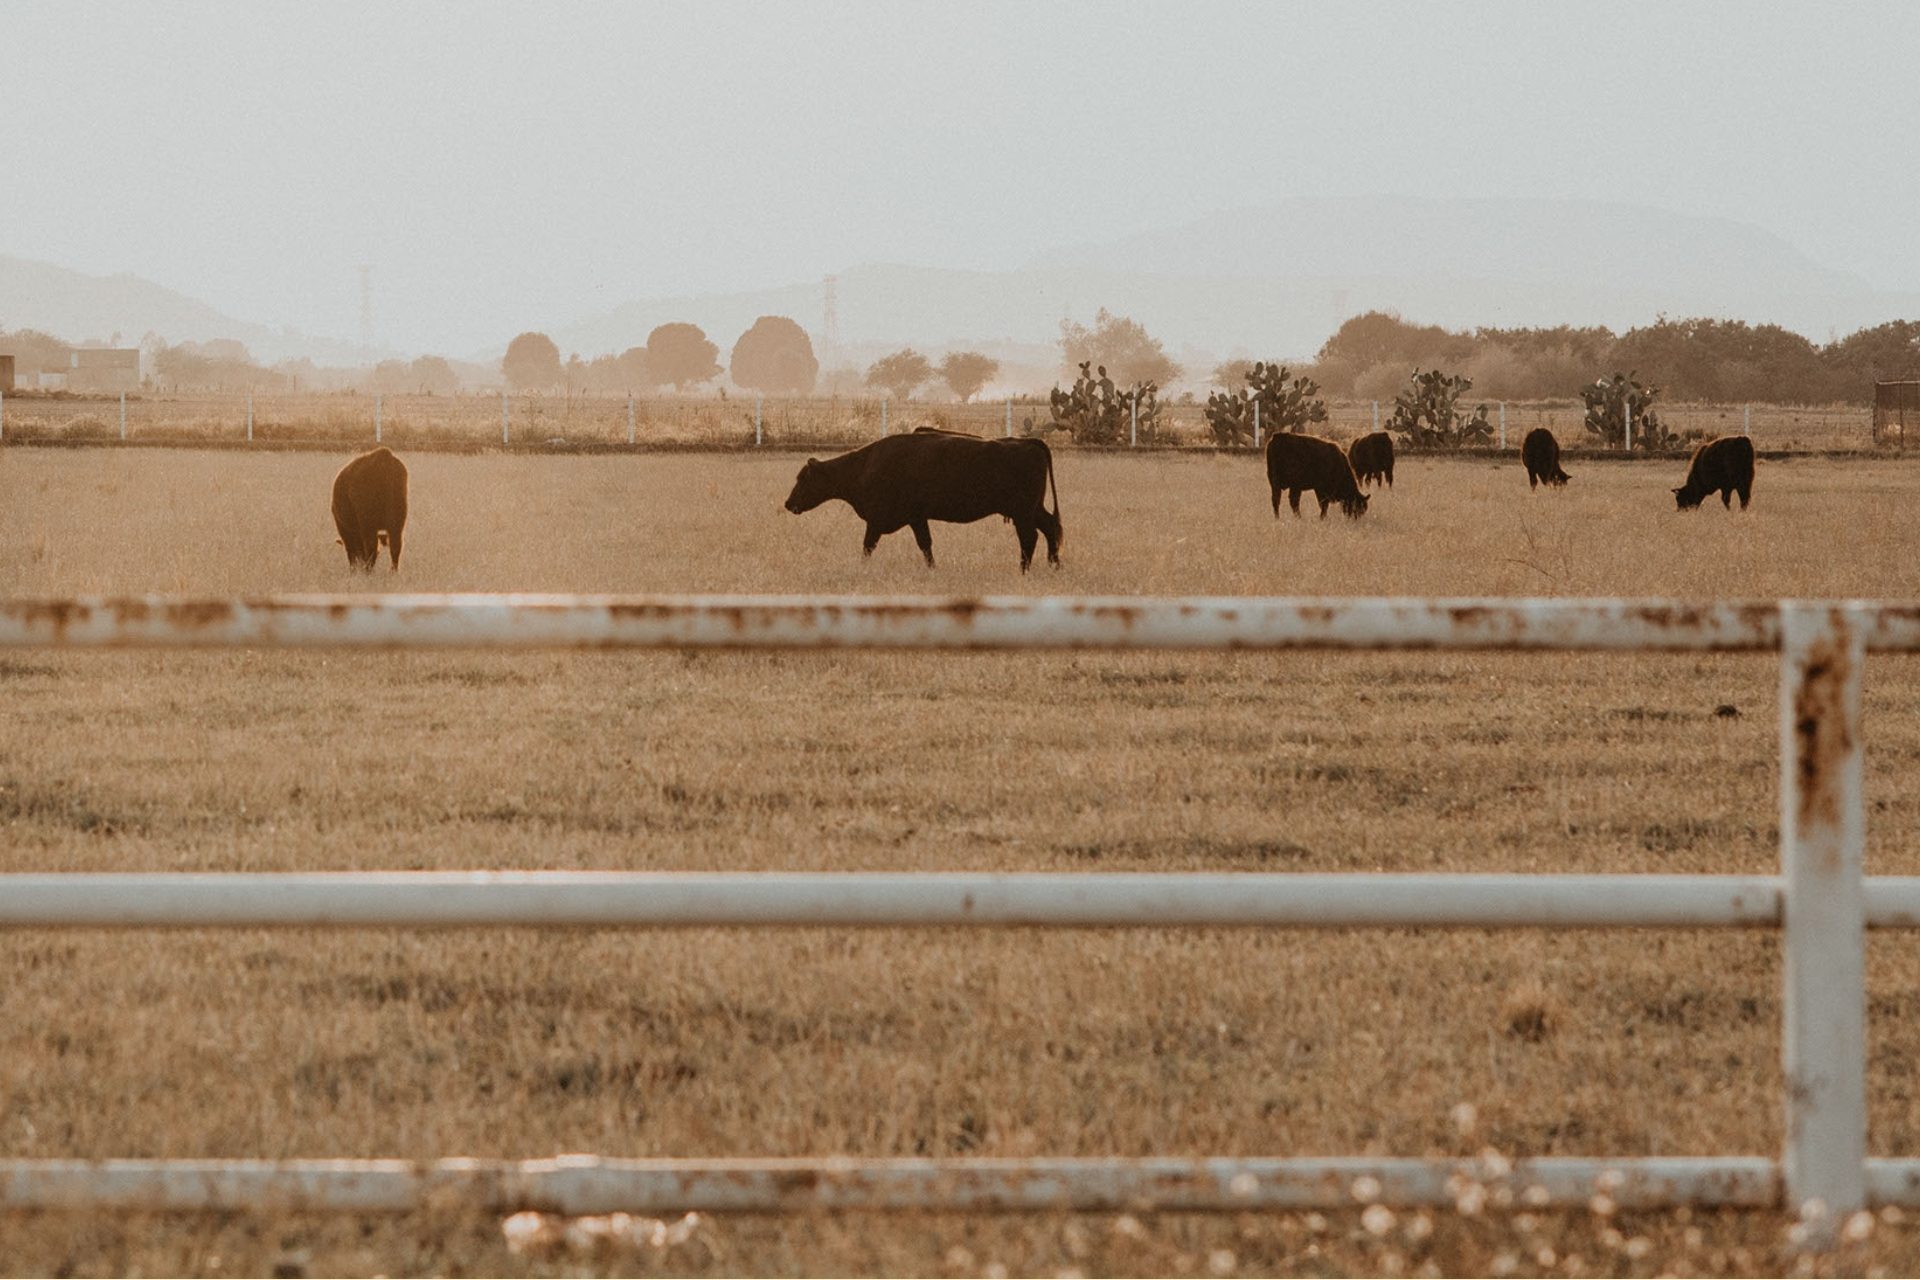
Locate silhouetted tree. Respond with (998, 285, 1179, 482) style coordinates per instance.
(1058, 308, 1180, 386)
(646, 323, 721, 391)
(410, 355, 460, 395)
(1823, 320, 1920, 387)
(939, 351, 999, 402)
(502, 332, 563, 391)
(730, 315, 818, 395)
(611, 345, 652, 391)
(866, 349, 934, 400)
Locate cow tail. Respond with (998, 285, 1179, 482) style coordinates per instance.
(1045, 445, 1063, 542)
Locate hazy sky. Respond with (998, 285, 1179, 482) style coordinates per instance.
(4, 0, 1917, 354)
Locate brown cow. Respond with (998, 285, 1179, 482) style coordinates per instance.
(331, 447, 408, 570)
(1347, 431, 1395, 489)
(1522, 428, 1570, 489)
(1266, 432, 1369, 519)
(1673, 435, 1754, 510)
(784, 431, 1061, 570)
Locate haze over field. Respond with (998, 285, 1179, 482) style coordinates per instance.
(4, 1, 1919, 363)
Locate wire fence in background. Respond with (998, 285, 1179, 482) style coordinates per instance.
(0, 389, 1882, 453)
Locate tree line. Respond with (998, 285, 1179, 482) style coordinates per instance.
(1305, 312, 1920, 405)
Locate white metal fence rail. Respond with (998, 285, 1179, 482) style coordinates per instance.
(0, 594, 1913, 1239)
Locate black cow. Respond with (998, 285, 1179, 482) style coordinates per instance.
(331, 447, 408, 570)
(1266, 432, 1369, 519)
(784, 432, 1062, 570)
(1521, 428, 1570, 489)
(1347, 431, 1395, 489)
(1673, 435, 1755, 510)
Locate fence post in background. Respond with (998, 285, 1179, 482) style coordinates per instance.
(1253, 399, 1262, 450)
(755, 395, 763, 447)
(1625, 402, 1633, 453)
(1745, 404, 1752, 437)
(881, 398, 888, 435)
(501, 393, 509, 446)
(1498, 402, 1506, 449)
(627, 395, 635, 446)
(1779, 602, 1868, 1243)
(246, 393, 254, 443)
(1372, 400, 1379, 432)
(1130, 397, 1138, 448)
(1005, 398, 1012, 439)
(119, 392, 127, 442)
(375, 394, 382, 444)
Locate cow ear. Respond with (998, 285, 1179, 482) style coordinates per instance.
(805, 457, 818, 469)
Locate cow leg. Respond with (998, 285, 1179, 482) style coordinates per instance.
(1738, 483, 1752, 510)
(386, 525, 403, 571)
(1288, 488, 1303, 516)
(862, 523, 884, 558)
(1722, 488, 1733, 509)
(909, 519, 935, 568)
(1318, 494, 1332, 518)
(1040, 510, 1062, 568)
(1012, 521, 1039, 572)
(1528, 471, 1539, 490)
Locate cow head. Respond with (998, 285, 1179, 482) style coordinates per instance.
(1672, 485, 1702, 511)
(1342, 492, 1370, 519)
(784, 459, 833, 513)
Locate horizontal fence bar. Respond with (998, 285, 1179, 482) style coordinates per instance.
(0, 1155, 1785, 1214)
(0, 593, 1872, 652)
(5, 594, 1918, 653)
(0, 872, 1812, 930)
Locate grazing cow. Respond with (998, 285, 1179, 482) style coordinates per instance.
(1673, 435, 1755, 510)
(1522, 428, 1570, 489)
(331, 447, 408, 571)
(1267, 432, 1369, 519)
(1347, 431, 1395, 489)
(784, 432, 1062, 570)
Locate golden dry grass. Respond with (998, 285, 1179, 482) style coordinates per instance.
(4, 446, 1920, 1276)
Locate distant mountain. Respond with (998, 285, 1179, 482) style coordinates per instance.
(1025, 196, 1873, 298)
(0, 255, 376, 363)
(551, 198, 1920, 384)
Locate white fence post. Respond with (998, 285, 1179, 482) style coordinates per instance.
(246, 393, 253, 443)
(1779, 603, 1868, 1241)
(1625, 401, 1633, 452)
(627, 395, 635, 446)
(1498, 402, 1506, 449)
(881, 397, 888, 435)
(1005, 398, 1012, 439)
(375, 394, 382, 444)
(501, 392, 509, 446)
(755, 395, 763, 447)
(1372, 400, 1379, 432)
(1130, 397, 1138, 448)
(1253, 399, 1262, 450)
(1745, 404, 1752, 437)
(119, 392, 127, 441)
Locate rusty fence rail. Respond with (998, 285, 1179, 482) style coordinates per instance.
(0, 593, 1911, 1237)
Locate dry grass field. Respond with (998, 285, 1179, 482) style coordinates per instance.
(0, 390, 1882, 453)
(5, 445, 1920, 1275)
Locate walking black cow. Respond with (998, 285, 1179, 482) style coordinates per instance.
(1673, 435, 1755, 510)
(784, 432, 1062, 571)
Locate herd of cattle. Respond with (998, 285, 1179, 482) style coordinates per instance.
(328, 428, 1760, 573)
